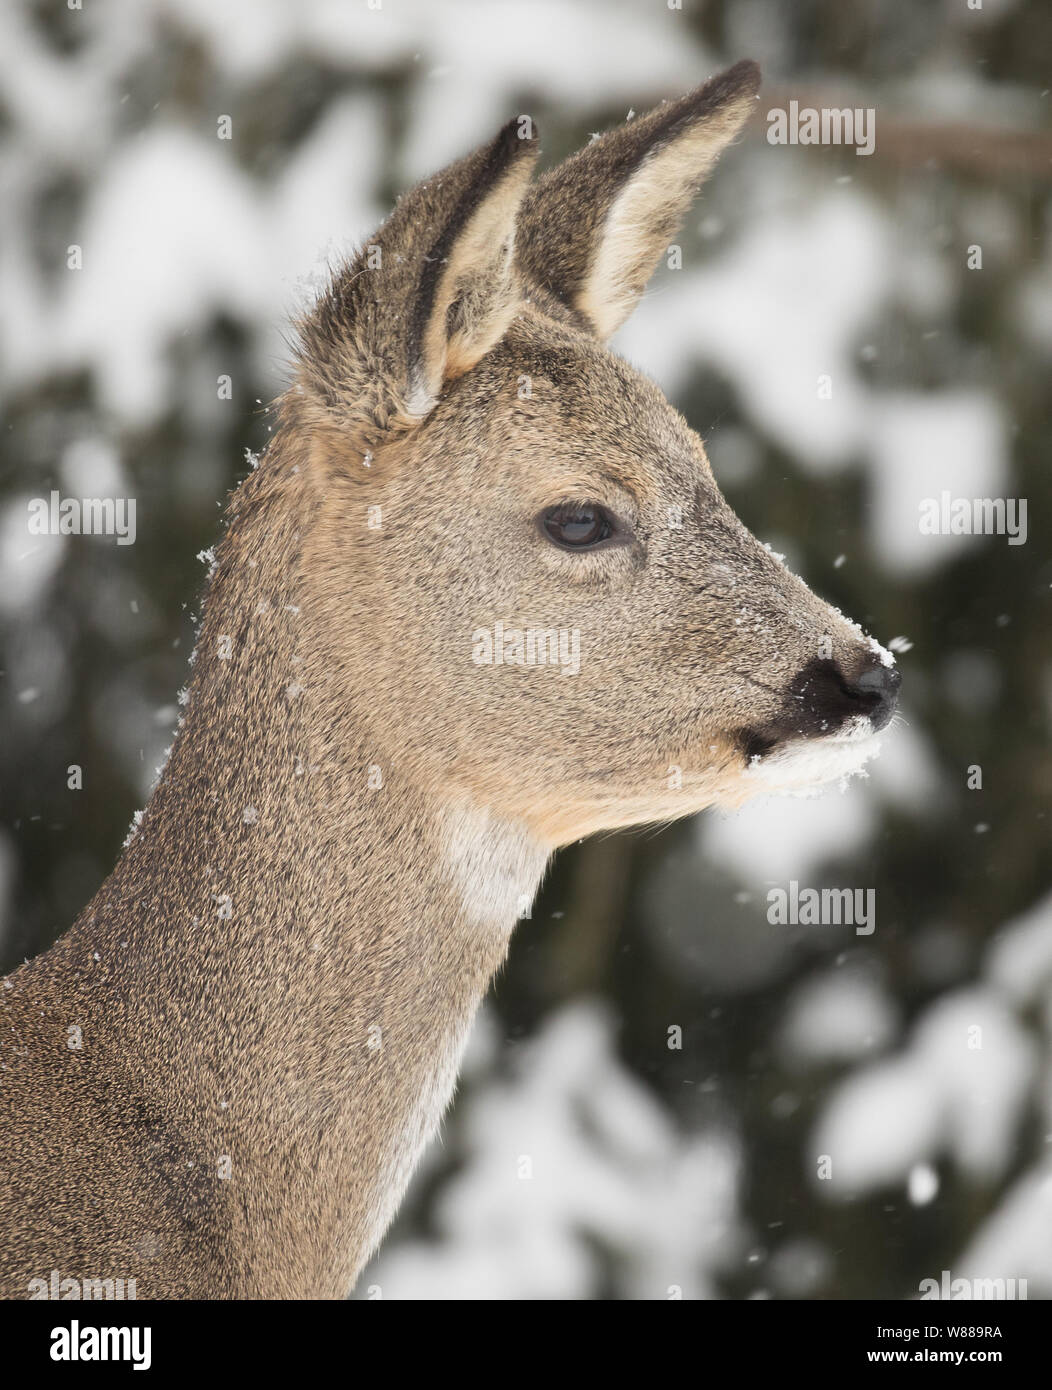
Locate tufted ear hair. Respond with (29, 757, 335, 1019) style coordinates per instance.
(299, 118, 539, 448)
(515, 60, 760, 340)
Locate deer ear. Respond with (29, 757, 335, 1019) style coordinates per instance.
(300, 119, 538, 448)
(516, 61, 759, 340)
(404, 119, 539, 418)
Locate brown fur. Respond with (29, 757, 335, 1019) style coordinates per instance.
(0, 62, 897, 1299)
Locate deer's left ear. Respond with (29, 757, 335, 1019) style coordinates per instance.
(516, 60, 760, 340)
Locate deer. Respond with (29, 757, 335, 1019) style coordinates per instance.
(0, 60, 900, 1300)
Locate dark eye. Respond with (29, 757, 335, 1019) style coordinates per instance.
(540, 503, 616, 550)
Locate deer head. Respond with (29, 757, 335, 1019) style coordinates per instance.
(291, 59, 899, 852)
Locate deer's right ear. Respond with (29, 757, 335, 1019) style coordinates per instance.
(516, 60, 760, 340)
(403, 119, 539, 420)
(299, 119, 538, 451)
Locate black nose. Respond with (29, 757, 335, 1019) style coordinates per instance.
(739, 655, 902, 762)
(841, 661, 901, 730)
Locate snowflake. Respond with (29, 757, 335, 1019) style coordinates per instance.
(122, 808, 145, 849)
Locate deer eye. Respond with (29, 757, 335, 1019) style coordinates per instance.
(539, 503, 616, 550)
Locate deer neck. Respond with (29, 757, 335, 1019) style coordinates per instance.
(67, 422, 550, 1292)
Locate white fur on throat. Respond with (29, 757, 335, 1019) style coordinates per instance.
(439, 801, 550, 935)
(352, 805, 548, 1277)
(745, 715, 885, 795)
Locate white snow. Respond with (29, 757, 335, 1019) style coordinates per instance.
(812, 988, 1035, 1195)
(985, 891, 1052, 1010)
(701, 768, 878, 884)
(867, 392, 1007, 577)
(908, 1163, 940, 1207)
(957, 1166, 1052, 1296)
(618, 188, 891, 472)
(0, 496, 66, 615)
(780, 969, 900, 1067)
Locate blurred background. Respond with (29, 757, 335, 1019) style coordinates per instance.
(1, 0, 1050, 1299)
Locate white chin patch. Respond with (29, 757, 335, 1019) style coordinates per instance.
(744, 715, 884, 796)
